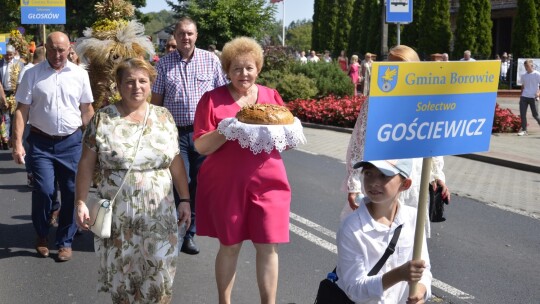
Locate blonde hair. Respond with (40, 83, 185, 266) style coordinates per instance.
(114, 58, 157, 86)
(388, 45, 420, 62)
(221, 37, 264, 74)
(351, 55, 359, 62)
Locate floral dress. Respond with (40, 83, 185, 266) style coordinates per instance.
(84, 104, 180, 304)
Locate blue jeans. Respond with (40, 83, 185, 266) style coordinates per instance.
(519, 96, 540, 131)
(28, 129, 82, 248)
(175, 129, 205, 238)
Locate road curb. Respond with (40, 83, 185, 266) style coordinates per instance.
(301, 122, 540, 174)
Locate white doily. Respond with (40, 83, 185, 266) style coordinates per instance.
(217, 117, 307, 154)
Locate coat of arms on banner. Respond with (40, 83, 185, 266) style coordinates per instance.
(378, 65, 399, 93)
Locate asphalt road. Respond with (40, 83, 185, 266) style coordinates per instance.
(1, 149, 539, 303)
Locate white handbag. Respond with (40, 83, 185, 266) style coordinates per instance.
(88, 105, 148, 238)
(89, 198, 114, 238)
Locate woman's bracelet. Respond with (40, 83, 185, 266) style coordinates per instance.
(178, 198, 191, 203)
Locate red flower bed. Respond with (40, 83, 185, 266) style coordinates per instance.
(287, 95, 367, 128)
(289, 97, 518, 134)
(492, 103, 521, 133)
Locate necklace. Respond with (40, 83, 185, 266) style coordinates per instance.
(230, 84, 257, 107)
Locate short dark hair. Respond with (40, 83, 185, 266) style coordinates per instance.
(175, 16, 197, 32)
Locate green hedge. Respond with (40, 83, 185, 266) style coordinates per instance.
(258, 70, 319, 102)
(290, 62, 354, 98)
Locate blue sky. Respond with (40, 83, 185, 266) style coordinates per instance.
(139, 0, 315, 24)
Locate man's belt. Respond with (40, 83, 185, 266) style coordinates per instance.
(30, 126, 79, 140)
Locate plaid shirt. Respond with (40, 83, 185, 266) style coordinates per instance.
(153, 48, 228, 126)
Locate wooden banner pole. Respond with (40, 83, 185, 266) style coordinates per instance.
(409, 157, 432, 297)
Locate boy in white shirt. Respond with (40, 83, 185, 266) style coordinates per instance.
(337, 159, 432, 303)
(518, 59, 540, 136)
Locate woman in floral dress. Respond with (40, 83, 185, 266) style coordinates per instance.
(75, 58, 190, 304)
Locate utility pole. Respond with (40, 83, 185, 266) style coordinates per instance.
(381, 0, 388, 59)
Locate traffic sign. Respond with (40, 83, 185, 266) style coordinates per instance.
(386, 0, 413, 23)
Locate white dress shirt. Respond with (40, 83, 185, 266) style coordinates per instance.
(15, 60, 93, 136)
(336, 198, 432, 303)
(2, 60, 13, 90)
(17, 62, 34, 84)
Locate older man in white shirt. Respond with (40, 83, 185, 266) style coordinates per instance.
(12, 32, 94, 262)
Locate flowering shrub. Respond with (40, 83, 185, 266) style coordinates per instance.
(290, 98, 519, 133)
(492, 103, 521, 133)
(287, 95, 367, 128)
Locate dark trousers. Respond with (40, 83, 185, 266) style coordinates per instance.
(174, 129, 205, 238)
(519, 96, 540, 131)
(27, 129, 82, 248)
(23, 124, 32, 173)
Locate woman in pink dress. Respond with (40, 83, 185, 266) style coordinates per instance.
(193, 37, 291, 304)
(348, 54, 360, 96)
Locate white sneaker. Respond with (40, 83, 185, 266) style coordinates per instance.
(517, 130, 528, 136)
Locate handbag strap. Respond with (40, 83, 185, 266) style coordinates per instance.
(367, 224, 403, 276)
(331, 224, 403, 282)
(108, 104, 149, 206)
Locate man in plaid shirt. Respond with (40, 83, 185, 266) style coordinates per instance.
(151, 17, 228, 255)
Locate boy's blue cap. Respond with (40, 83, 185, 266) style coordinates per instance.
(353, 159, 413, 178)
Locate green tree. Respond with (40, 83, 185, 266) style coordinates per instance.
(333, 0, 354, 57)
(453, 0, 477, 58)
(474, 0, 493, 59)
(512, 0, 540, 58)
(365, 0, 381, 57)
(0, 0, 25, 33)
(401, 0, 424, 52)
(311, 0, 325, 51)
(286, 20, 312, 52)
(265, 20, 284, 46)
(358, 0, 374, 56)
(171, 0, 276, 49)
(318, 0, 339, 53)
(144, 10, 175, 36)
(348, 0, 366, 55)
(417, 0, 451, 59)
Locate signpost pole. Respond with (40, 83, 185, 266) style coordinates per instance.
(41, 24, 46, 45)
(409, 157, 432, 297)
(397, 22, 401, 46)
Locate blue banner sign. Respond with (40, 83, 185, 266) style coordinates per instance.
(0, 34, 7, 55)
(21, 0, 66, 25)
(363, 61, 501, 161)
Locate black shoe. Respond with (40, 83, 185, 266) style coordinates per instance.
(180, 237, 200, 255)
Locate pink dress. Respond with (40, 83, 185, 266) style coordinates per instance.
(193, 84, 291, 246)
(348, 63, 359, 84)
